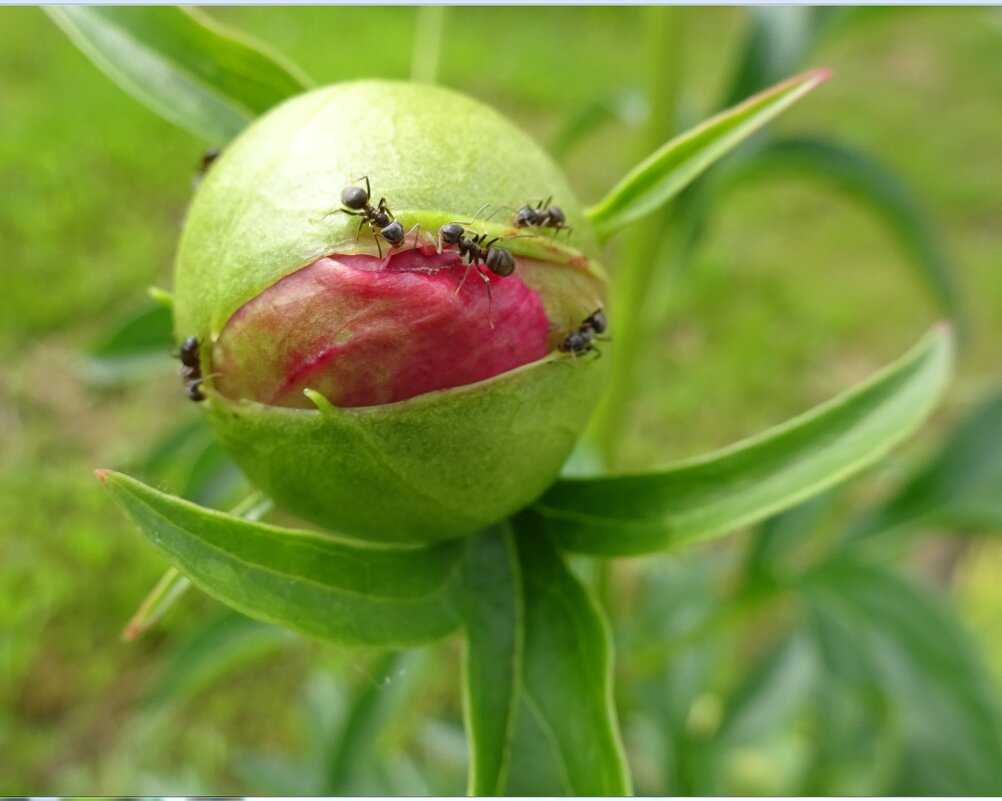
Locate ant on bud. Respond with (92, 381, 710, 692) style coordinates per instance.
(438, 212, 518, 328)
(335, 176, 405, 257)
(177, 335, 206, 401)
(514, 196, 571, 235)
(558, 308, 607, 358)
(192, 147, 221, 189)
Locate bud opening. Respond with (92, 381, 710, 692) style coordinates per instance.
(212, 241, 557, 409)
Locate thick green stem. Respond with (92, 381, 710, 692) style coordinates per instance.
(410, 6, 445, 84)
(587, 7, 686, 466)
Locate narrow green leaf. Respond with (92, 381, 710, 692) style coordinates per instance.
(723, 7, 846, 106)
(729, 136, 966, 327)
(535, 325, 953, 556)
(804, 558, 1002, 794)
(145, 609, 296, 712)
(462, 523, 630, 796)
(122, 566, 190, 642)
(852, 390, 1002, 538)
(322, 650, 429, 795)
(46, 6, 311, 143)
(714, 632, 818, 746)
(585, 69, 830, 239)
(98, 470, 464, 647)
(81, 301, 174, 387)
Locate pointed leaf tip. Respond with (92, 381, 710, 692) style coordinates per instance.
(586, 68, 832, 238)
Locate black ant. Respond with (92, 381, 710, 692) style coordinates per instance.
(438, 220, 517, 327)
(177, 335, 206, 402)
(558, 308, 607, 357)
(192, 147, 221, 188)
(514, 197, 570, 235)
(336, 176, 405, 257)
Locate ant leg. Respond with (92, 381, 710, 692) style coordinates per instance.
(477, 267, 494, 329)
(354, 218, 366, 246)
(483, 204, 516, 223)
(468, 202, 492, 226)
(454, 262, 474, 295)
(377, 197, 393, 219)
(363, 175, 371, 200)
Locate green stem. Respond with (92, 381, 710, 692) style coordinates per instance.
(410, 6, 446, 84)
(587, 7, 686, 466)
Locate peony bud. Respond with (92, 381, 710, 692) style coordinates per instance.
(173, 81, 608, 544)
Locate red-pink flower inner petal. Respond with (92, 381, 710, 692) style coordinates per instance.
(213, 247, 550, 408)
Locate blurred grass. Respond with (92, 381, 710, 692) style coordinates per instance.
(1, 5, 1001, 793)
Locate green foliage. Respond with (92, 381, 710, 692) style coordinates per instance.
(98, 470, 465, 646)
(853, 390, 1002, 537)
(46, 6, 311, 143)
(728, 136, 966, 327)
(536, 326, 952, 555)
(804, 558, 1002, 794)
(586, 69, 829, 239)
(18, 5, 1000, 796)
(464, 525, 630, 795)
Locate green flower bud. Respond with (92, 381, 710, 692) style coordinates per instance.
(174, 80, 608, 544)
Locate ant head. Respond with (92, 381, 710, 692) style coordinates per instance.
(439, 223, 465, 245)
(514, 206, 539, 227)
(381, 220, 405, 245)
(340, 185, 369, 210)
(179, 335, 200, 363)
(485, 247, 515, 277)
(585, 308, 606, 334)
(558, 330, 589, 354)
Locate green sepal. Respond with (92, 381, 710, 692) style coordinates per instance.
(534, 325, 953, 556)
(203, 352, 607, 544)
(97, 470, 464, 646)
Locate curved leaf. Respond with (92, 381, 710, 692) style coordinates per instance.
(851, 389, 1002, 538)
(46, 6, 311, 143)
(534, 325, 953, 556)
(723, 7, 846, 107)
(98, 470, 463, 646)
(585, 68, 830, 239)
(804, 557, 1002, 794)
(462, 523, 630, 795)
(729, 136, 966, 327)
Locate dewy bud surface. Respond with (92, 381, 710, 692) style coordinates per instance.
(173, 80, 609, 544)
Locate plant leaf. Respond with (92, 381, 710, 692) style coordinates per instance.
(46, 6, 311, 143)
(145, 608, 296, 712)
(723, 7, 846, 107)
(98, 470, 464, 646)
(804, 557, 1002, 794)
(729, 135, 966, 327)
(534, 325, 953, 556)
(585, 68, 830, 239)
(851, 389, 1002, 538)
(462, 523, 630, 796)
(81, 301, 175, 387)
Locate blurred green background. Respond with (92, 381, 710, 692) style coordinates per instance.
(2, 6, 1001, 795)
